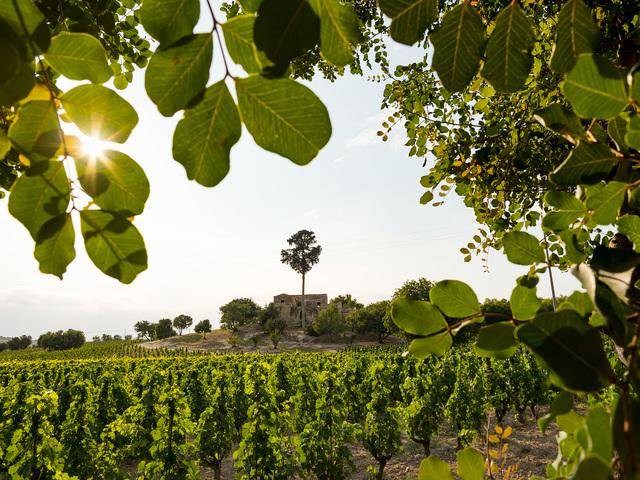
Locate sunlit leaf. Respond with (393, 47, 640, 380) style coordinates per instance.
(409, 331, 453, 358)
(391, 298, 447, 336)
(502, 231, 545, 265)
(139, 0, 200, 47)
(510, 285, 541, 321)
(475, 323, 517, 359)
(550, 141, 617, 186)
(308, 0, 364, 65)
(34, 213, 75, 279)
(456, 447, 485, 480)
(542, 191, 585, 231)
(429, 279, 480, 318)
(586, 181, 626, 225)
(378, 0, 437, 46)
(221, 15, 271, 74)
(8, 100, 61, 163)
(45, 32, 112, 83)
(418, 456, 454, 480)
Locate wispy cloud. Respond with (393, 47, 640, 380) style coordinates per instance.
(345, 111, 406, 149)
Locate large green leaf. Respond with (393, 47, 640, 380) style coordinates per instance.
(173, 81, 241, 187)
(308, 0, 363, 66)
(551, 141, 617, 186)
(474, 323, 517, 359)
(510, 285, 541, 321)
(0, 0, 43, 37)
(502, 231, 545, 265)
(391, 298, 447, 336)
(558, 291, 593, 318)
(408, 331, 453, 358)
(482, 2, 534, 93)
(60, 85, 138, 143)
(0, 60, 34, 106)
(253, 0, 319, 76)
(238, 0, 262, 13)
(561, 54, 628, 120)
(456, 448, 485, 480)
(430, 3, 485, 93)
(542, 191, 586, 231)
(586, 181, 626, 225)
(550, 0, 599, 73)
(572, 454, 611, 480)
(608, 116, 628, 151)
(8, 100, 61, 163)
(533, 103, 585, 143)
(236, 76, 331, 165)
(618, 215, 640, 253)
(34, 213, 75, 279)
(418, 456, 454, 480)
(75, 150, 150, 216)
(44, 32, 112, 83)
(378, 0, 437, 46)
(8, 160, 70, 239)
(221, 15, 271, 74)
(429, 279, 480, 318)
(624, 112, 640, 150)
(145, 34, 212, 116)
(538, 391, 573, 432)
(517, 310, 614, 392)
(80, 210, 147, 284)
(139, 0, 200, 47)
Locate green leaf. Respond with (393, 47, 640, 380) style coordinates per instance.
(75, 150, 149, 216)
(607, 116, 628, 151)
(418, 456, 454, 480)
(538, 391, 573, 432)
(584, 407, 612, 462)
(559, 230, 588, 264)
(44, 32, 112, 83)
(542, 191, 586, 231)
(238, 0, 263, 13)
(624, 112, 640, 150)
(618, 214, 640, 253)
(572, 454, 611, 480)
(430, 4, 485, 93)
(456, 447, 485, 480)
(236, 76, 331, 165)
(510, 285, 541, 321)
(8, 160, 70, 239)
(0, 61, 34, 107)
(551, 141, 617, 186)
(0, 41, 19, 83)
(34, 213, 75, 279)
(474, 323, 517, 359)
(60, 85, 138, 143)
(482, 2, 534, 93)
(139, 0, 200, 47)
(586, 181, 626, 225)
(80, 210, 147, 284)
(308, 0, 364, 65)
(550, 0, 599, 73)
(8, 100, 61, 163)
(173, 81, 241, 187)
(593, 280, 628, 345)
(221, 15, 271, 74)
(145, 34, 212, 116)
(378, 0, 437, 46)
(0, 130, 10, 159)
(517, 310, 614, 392)
(533, 103, 585, 143)
(0, 0, 44, 37)
(253, 0, 319, 77)
(391, 298, 447, 336)
(558, 291, 593, 318)
(429, 279, 480, 317)
(561, 54, 628, 120)
(502, 231, 545, 265)
(408, 331, 453, 358)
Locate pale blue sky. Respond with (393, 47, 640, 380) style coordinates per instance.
(0, 3, 580, 338)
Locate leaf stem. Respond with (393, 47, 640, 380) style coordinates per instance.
(205, 0, 234, 80)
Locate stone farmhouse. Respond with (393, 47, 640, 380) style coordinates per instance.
(274, 293, 328, 327)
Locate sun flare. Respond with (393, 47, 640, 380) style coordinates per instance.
(80, 135, 107, 159)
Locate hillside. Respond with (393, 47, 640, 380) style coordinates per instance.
(140, 326, 404, 353)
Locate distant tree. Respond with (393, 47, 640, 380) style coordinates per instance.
(219, 298, 261, 331)
(312, 304, 345, 340)
(92, 336, 101, 342)
(281, 230, 322, 329)
(194, 319, 212, 338)
(38, 330, 85, 350)
(101, 334, 113, 342)
(134, 321, 156, 340)
(113, 335, 122, 340)
(393, 278, 434, 301)
(7, 335, 31, 350)
(347, 301, 392, 343)
(156, 319, 176, 339)
(124, 335, 132, 340)
(0, 343, 7, 352)
(330, 294, 363, 310)
(264, 316, 287, 349)
(173, 314, 193, 335)
(258, 303, 280, 327)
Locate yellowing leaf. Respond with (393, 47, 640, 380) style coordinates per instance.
(502, 426, 513, 438)
(488, 434, 500, 443)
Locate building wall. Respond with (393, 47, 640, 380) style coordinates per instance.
(274, 293, 328, 326)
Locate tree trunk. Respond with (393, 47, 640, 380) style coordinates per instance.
(375, 458, 387, 480)
(213, 461, 221, 480)
(301, 273, 306, 329)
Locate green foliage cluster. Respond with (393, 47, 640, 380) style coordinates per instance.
(0, 336, 32, 352)
(219, 297, 261, 331)
(37, 329, 85, 350)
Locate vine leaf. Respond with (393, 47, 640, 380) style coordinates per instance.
(60, 85, 138, 143)
(44, 32, 112, 83)
(75, 150, 150, 216)
(551, 141, 618, 186)
(562, 54, 628, 119)
(429, 279, 480, 318)
(430, 3, 485, 93)
(253, 0, 320, 77)
(145, 33, 213, 116)
(550, 0, 599, 73)
(80, 210, 148, 284)
(517, 310, 614, 392)
(474, 323, 517, 359)
(8, 160, 70, 239)
(378, 0, 437, 46)
(34, 213, 75, 279)
(236, 76, 331, 165)
(139, 0, 200, 47)
(7, 100, 61, 164)
(482, 2, 534, 93)
(391, 298, 446, 336)
(221, 15, 272, 74)
(502, 231, 545, 265)
(173, 81, 241, 187)
(308, 0, 364, 66)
